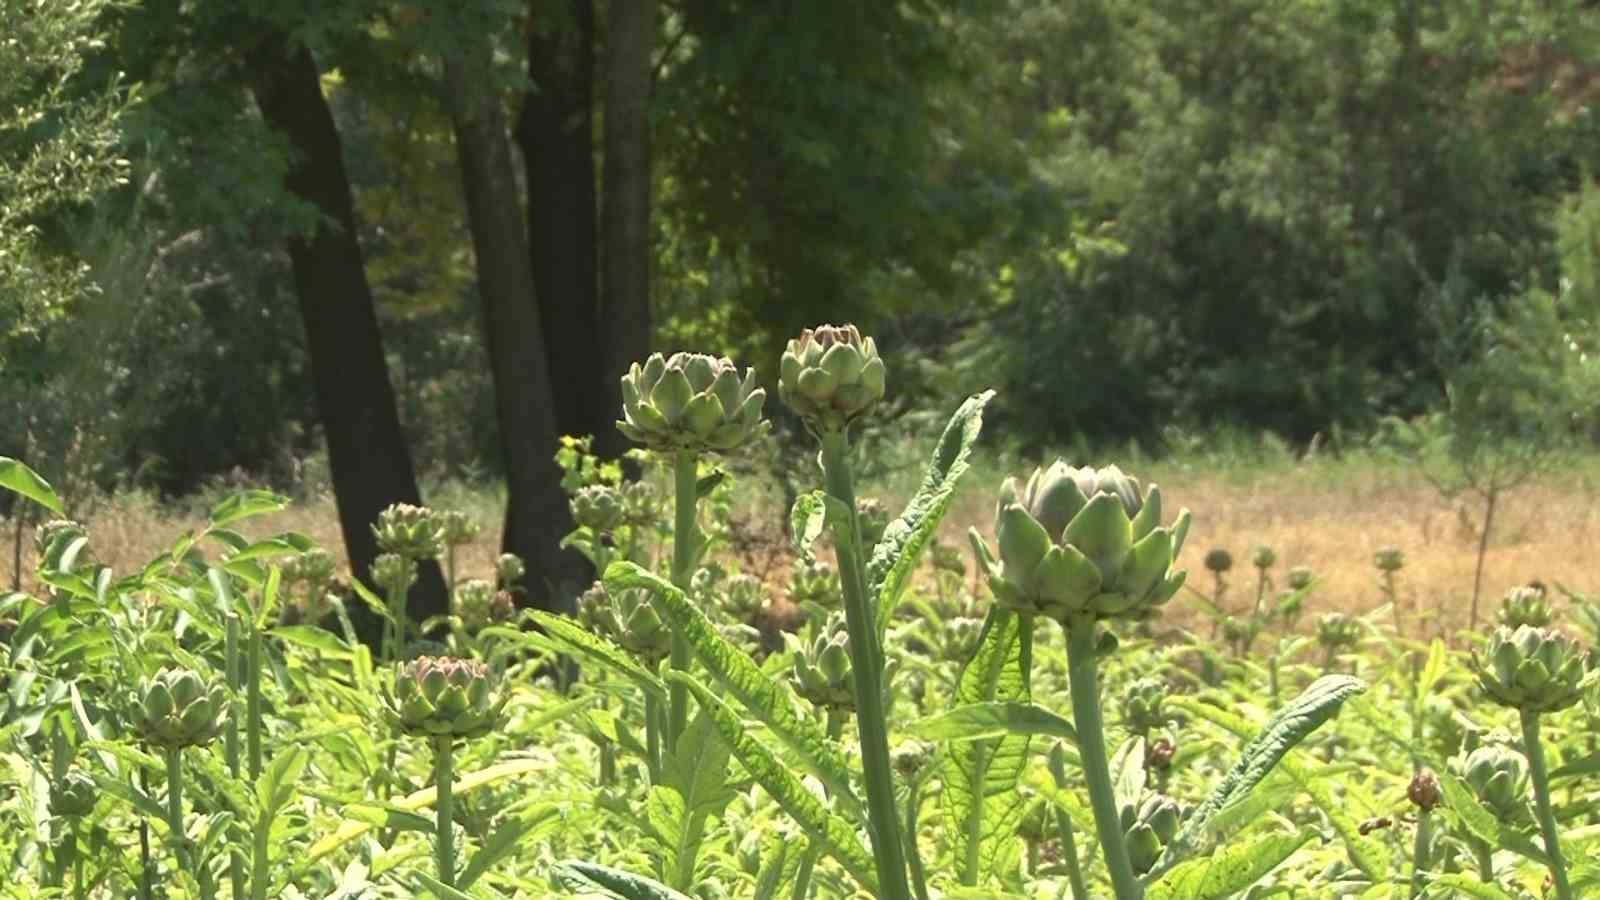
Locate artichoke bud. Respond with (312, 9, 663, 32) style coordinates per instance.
(1123, 676, 1169, 734)
(621, 481, 660, 525)
(1475, 625, 1587, 713)
(384, 656, 503, 740)
(1203, 548, 1233, 574)
(283, 548, 335, 588)
(1457, 744, 1529, 823)
(438, 510, 482, 548)
(136, 667, 226, 750)
(571, 485, 625, 532)
(50, 769, 97, 818)
(1221, 616, 1250, 645)
(372, 503, 446, 560)
(1251, 545, 1277, 570)
(489, 590, 517, 623)
(1407, 768, 1443, 812)
(1498, 585, 1553, 629)
(789, 558, 841, 609)
(1146, 737, 1177, 771)
(372, 552, 417, 592)
(1286, 566, 1314, 591)
(723, 573, 768, 620)
(1316, 613, 1361, 651)
(454, 578, 496, 626)
(496, 552, 525, 588)
(986, 461, 1189, 624)
(1123, 794, 1182, 875)
(945, 617, 984, 663)
(583, 582, 670, 664)
(777, 324, 886, 432)
(930, 541, 967, 577)
(857, 496, 891, 549)
(617, 352, 769, 452)
(1374, 546, 1406, 574)
(789, 613, 855, 711)
(892, 740, 933, 781)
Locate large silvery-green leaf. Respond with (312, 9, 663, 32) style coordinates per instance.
(666, 673, 880, 894)
(1145, 832, 1310, 899)
(604, 561, 863, 819)
(909, 701, 1076, 745)
(866, 390, 993, 632)
(526, 610, 666, 701)
(649, 709, 736, 891)
(551, 860, 694, 900)
(939, 605, 1034, 886)
(1155, 676, 1369, 879)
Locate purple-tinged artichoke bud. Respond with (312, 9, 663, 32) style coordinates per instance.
(1251, 545, 1276, 570)
(1476, 625, 1588, 713)
(979, 461, 1190, 623)
(438, 510, 482, 548)
(383, 656, 503, 740)
(778, 324, 887, 432)
(135, 667, 227, 750)
(496, 553, 525, 588)
(788, 612, 855, 711)
(50, 769, 97, 818)
(1203, 548, 1233, 574)
(1374, 546, 1406, 574)
(1456, 744, 1529, 823)
(1147, 737, 1177, 771)
(1123, 676, 1169, 736)
(489, 590, 517, 623)
(1498, 585, 1553, 629)
(618, 352, 769, 452)
(1407, 768, 1443, 812)
(372, 553, 416, 592)
(1287, 566, 1314, 591)
(372, 503, 445, 560)
(571, 485, 625, 532)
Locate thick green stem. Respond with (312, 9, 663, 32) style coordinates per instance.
(1065, 616, 1141, 900)
(163, 746, 187, 874)
(644, 693, 663, 784)
(434, 736, 456, 887)
(1521, 709, 1572, 900)
(818, 430, 910, 900)
(905, 776, 931, 900)
(223, 615, 247, 900)
(668, 449, 699, 753)
(1050, 744, 1091, 900)
(246, 627, 264, 779)
(791, 710, 849, 900)
(1409, 808, 1431, 898)
(137, 768, 154, 900)
(1472, 837, 1494, 882)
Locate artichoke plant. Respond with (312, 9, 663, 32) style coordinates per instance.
(1286, 566, 1314, 591)
(579, 581, 671, 664)
(777, 324, 887, 432)
(1251, 545, 1277, 570)
(383, 656, 504, 740)
(571, 484, 626, 532)
(1476, 625, 1588, 713)
(1203, 548, 1233, 575)
(135, 667, 227, 750)
(1456, 744, 1529, 823)
(1374, 546, 1406, 573)
(1499, 585, 1554, 629)
(1121, 794, 1181, 876)
(980, 461, 1190, 622)
(788, 613, 856, 711)
(496, 552, 525, 589)
(49, 769, 97, 818)
(373, 503, 445, 560)
(617, 352, 768, 452)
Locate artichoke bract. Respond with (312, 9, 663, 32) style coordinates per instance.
(373, 503, 445, 560)
(777, 324, 887, 432)
(617, 352, 768, 452)
(1456, 744, 1529, 823)
(1476, 625, 1588, 713)
(788, 613, 855, 711)
(1122, 794, 1181, 875)
(980, 461, 1190, 622)
(136, 667, 227, 750)
(50, 769, 97, 818)
(383, 656, 503, 740)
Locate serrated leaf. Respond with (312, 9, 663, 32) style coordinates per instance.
(604, 562, 863, 820)
(0, 457, 62, 514)
(551, 860, 694, 900)
(1154, 675, 1365, 876)
(665, 672, 879, 894)
(866, 391, 993, 631)
(527, 610, 666, 701)
(1145, 832, 1309, 899)
(908, 701, 1076, 744)
(208, 490, 290, 528)
(658, 709, 735, 890)
(1421, 874, 1517, 899)
(940, 606, 1033, 886)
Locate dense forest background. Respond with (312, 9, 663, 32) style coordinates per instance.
(8, 0, 1600, 612)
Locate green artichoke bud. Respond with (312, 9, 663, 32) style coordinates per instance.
(496, 552, 525, 588)
(1315, 613, 1362, 652)
(723, 573, 768, 620)
(571, 485, 625, 532)
(691, 562, 726, 601)
(621, 481, 661, 525)
(1456, 744, 1529, 823)
(135, 667, 227, 750)
(857, 497, 891, 549)
(383, 656, 504, 740)
(1123, 676, 1169, 735)
(930, 541, 968, 577)
(788, 558, 841, 610)
(579, 581, 671, 664)
(1123, 794, 1182, 875)
(373, 503, 445, 560)
(372, 552, 416, 592)
(1203, 548, 1233, 574)
(1221, 616, 1250, 647)
(1498, 585, 1553, 629)
(1407, 768, 1443, 812)
(892, 740, 934, 781)
(454, 578, 496, 625)
(944, 616, 984, 663)
(777, 324, 887, 432)
(1251, 545, 1277, 570)
(50, 769, 97, 818)
(35, 519, 92, 571)
(1475, 625, 1588, 713)
(1374, 546, 1406, 573)
(1286, 566, 1314, 591)
(982, 461, 1191, 622)
(438, 510, 482, 547)
(1276, 590, 1305, 626)
(789, 613, 855, 711)
(618, 352, 769, 452)
(1017, 795, 1051, 843)
(283, 548, 336, 589)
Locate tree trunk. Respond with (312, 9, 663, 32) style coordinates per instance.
(243, 29, 447, 643)
(519, 0, 624, 458)
(443, 53, 590, 612)
(601, 0, 657, 409)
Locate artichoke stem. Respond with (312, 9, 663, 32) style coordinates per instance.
(818, 429, 911, 900)
(668, 449, 699, 753)
(434, 736, 456, 887)
(1522, 709, 1572, 900)
(1051, 746, 1091, 900)
(644, 693, 663, 784)
(791, 711, 850, 900)
(246, 626, 264, 779)
(1065, 615, 1142, 900)
(1409, 807, 1431, 898)
(1472, 836, 1494, 882)
(163, 746, 187, 874)
(223, 615, 247, 900)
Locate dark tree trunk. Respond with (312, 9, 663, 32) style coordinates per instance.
(602, 0, 656, 403)
(443, 54, 590, 612)
(519, 0, 625, 459)
(243, 29, 447, 644)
